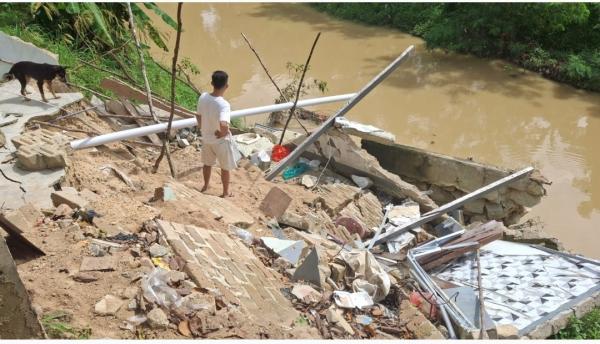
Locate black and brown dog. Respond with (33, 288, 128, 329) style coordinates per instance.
(2, 61, 68, 103)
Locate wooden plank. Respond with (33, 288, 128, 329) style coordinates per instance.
(264, 45, 415, 180)
(366, 167, 534, 247)
(121, 99, 163, 145)
(100, 78, 195, 118)
(419, 221, 504, 270)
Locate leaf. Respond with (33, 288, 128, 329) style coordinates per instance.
(146, 24, 168, 51)
(65, 3, 80, 15)
(143, 2, 178, 30)
(83, 3, 114, 46)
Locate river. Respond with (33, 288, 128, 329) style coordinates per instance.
(151, 3, 600, 258)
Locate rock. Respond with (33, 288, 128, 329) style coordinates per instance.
(140, 257, 154, 269)
(79, 255, 117, 272)
(120, 286, 139, 299)
(496, 324, 519, 339)
(167, 270, 187, 284)
(53, 203, 73, 218)
(147, 308, 169, 329)
(154, 185, 177, 201)
(485, 202, 505, 220)
(127, 299, 137, 311)
(508, 189, 541, 208)
(259, 186, 292, 218)
(72, 271, 99, 283)
(94, 295, 123, 316)
(148, 243, 169, 257)
(179, 292, 216, 315)
(399, 300, 444, 339)
(291, 284, 321, 304)
(463, 199, 485, 214)
(181, 280, 198, 290)
(178, 320, 192, 337)
(278, 212, 309, 231)
(329, 262, 346, 284)
(301, 175, 317, 188)
(51, 187, 89, 209)
(325, 306, 355, 335)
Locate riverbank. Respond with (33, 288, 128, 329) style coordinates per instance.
(312, 3, 600, 93)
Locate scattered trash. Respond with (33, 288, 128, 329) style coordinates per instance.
(250, 150, 271, 170)
(339, 249, 391, 301)
(141, 268, 182, 309)
(283, 162, 309, 180)
(351, 175, 373, 189)
(151, 257, 170, 270)
(355, 314, 373, 325)
(301, 175, 318, 188)
(232, 226, 254, 246)
(333, 290, 374, 309)
(271, 144, 290, 162)
(326, 306, 355, 335)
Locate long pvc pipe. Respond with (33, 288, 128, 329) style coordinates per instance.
(70, 93, 356, 150)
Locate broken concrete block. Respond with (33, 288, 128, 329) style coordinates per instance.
(147, 308, 169, 329)
(0, 203, 45, 254)
(496, 324, 519, 339)
(278, 212, 309, 231)
(329, 262, 346, 285)
(314, 183, 360, 216)
(261, 237, 306, 266)
(72, 272, 99, 283)
(463, 198, 485, 214)
(179, 292, 216, 315)
(508, 189, 541, 208)
(154, 185, 176, 201)
(94, 294, 123, 316)
(51, 187, 89, 209)
(326, 306, 355, 335)
(53, 203, 73, 218)
(485, 202, 505, 220)
(291, 284, 321, 304)
(79, 256, 117, 272)
(259, 186, 292, 218)
(148, 243, 169, 258)
(301, 174, 317, 189)
(292, 247, 329, 288)
(11, 129, 70, 171)
(399, 300, 444, 339)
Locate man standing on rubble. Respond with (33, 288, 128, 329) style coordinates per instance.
(197, 70, 237, 197)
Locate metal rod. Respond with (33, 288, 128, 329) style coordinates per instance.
(69, 93, 355, 150)
(366, 167, 535, 246)
(264, 45, 415, 180)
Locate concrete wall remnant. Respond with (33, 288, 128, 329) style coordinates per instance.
(362, 140, 549, 225)
(0, 31, 59, 75)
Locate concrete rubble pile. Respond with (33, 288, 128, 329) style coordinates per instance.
(2, 33, 598, 340)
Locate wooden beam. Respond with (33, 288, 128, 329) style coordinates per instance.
(366, 166, 534, 247)
(264, 45, 415, 180)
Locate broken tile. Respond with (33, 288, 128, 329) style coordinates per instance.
(261, 237, 306, 266)
(259, 186, 292, 218)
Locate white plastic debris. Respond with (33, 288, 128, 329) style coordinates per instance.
(141, 268, 182, 309)
(333, 290, 374, 309)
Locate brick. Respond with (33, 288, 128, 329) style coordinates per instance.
(259, 186, 292, 218)
(185, 225, 207, 245)
(170, 238, 196, 263)
(12, 129, 69, 171)
(51, 187, 89, 209)
(185, 265, 215, 290)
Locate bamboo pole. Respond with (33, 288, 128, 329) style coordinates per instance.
(126, 3, 159, 124)
(240, 32, 308, 134)
(278, 32, 321, 145)
(153, 2, 183, 177)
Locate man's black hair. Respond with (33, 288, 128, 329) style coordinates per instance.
(211, 70, 228, 89)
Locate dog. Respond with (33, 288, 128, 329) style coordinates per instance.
(2, 61, 68, 103)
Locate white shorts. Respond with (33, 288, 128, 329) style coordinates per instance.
(201, 137, 238, 171)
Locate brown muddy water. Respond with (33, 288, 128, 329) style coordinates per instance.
(151, 3, 600, 258)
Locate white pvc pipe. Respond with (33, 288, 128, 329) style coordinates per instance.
(70, 93, 356, 150)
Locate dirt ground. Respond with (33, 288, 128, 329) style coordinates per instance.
(10, 105, 406, 339)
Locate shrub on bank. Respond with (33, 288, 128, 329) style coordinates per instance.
(312, 3, 600, 92)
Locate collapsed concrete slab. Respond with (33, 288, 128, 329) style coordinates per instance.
(0, 78, 83, 210)
(0, 203, 45, 254)
(0, 234, 45, 338)
(0, 31, 58, 75)
(155, 220, 299, 327)
(12, 129, 70, 171)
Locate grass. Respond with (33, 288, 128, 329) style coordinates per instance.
(41, 310, 92, 339)
(0, 23, 200, 112)
(554, 308, 600, 339)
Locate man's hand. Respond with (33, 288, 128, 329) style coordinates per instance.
(214, 121, 229, 139)
(214, 129, 225, 138)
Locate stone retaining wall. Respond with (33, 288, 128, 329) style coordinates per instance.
(362, 140, 549, 225)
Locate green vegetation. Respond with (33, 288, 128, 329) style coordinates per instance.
(0, 3, 200, 111)
(41, 310, 92, 339)
(554, 308, 600, 339)
(312, 3, 600, 92)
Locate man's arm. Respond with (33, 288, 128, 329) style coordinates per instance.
(215, 121, 229, 138)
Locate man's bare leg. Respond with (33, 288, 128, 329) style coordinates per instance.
(201, 165, 212, 192)
(221, 169, 231, 197)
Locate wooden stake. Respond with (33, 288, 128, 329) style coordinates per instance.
(278, 32, 321, 145)
(241, 32, 308, 134)
(126, 3, 159, 124)
(153, 2, 183, 177)
(476, 248, 487, 339)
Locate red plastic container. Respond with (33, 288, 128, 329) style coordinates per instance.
(271, 144, 290, 162)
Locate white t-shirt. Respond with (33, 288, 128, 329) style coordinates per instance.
(196, 92, 231, 144)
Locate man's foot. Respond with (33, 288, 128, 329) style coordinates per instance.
(200, 185, 209, 193)
(54, 96, 61, 99)
(220, 192, 233, 198)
